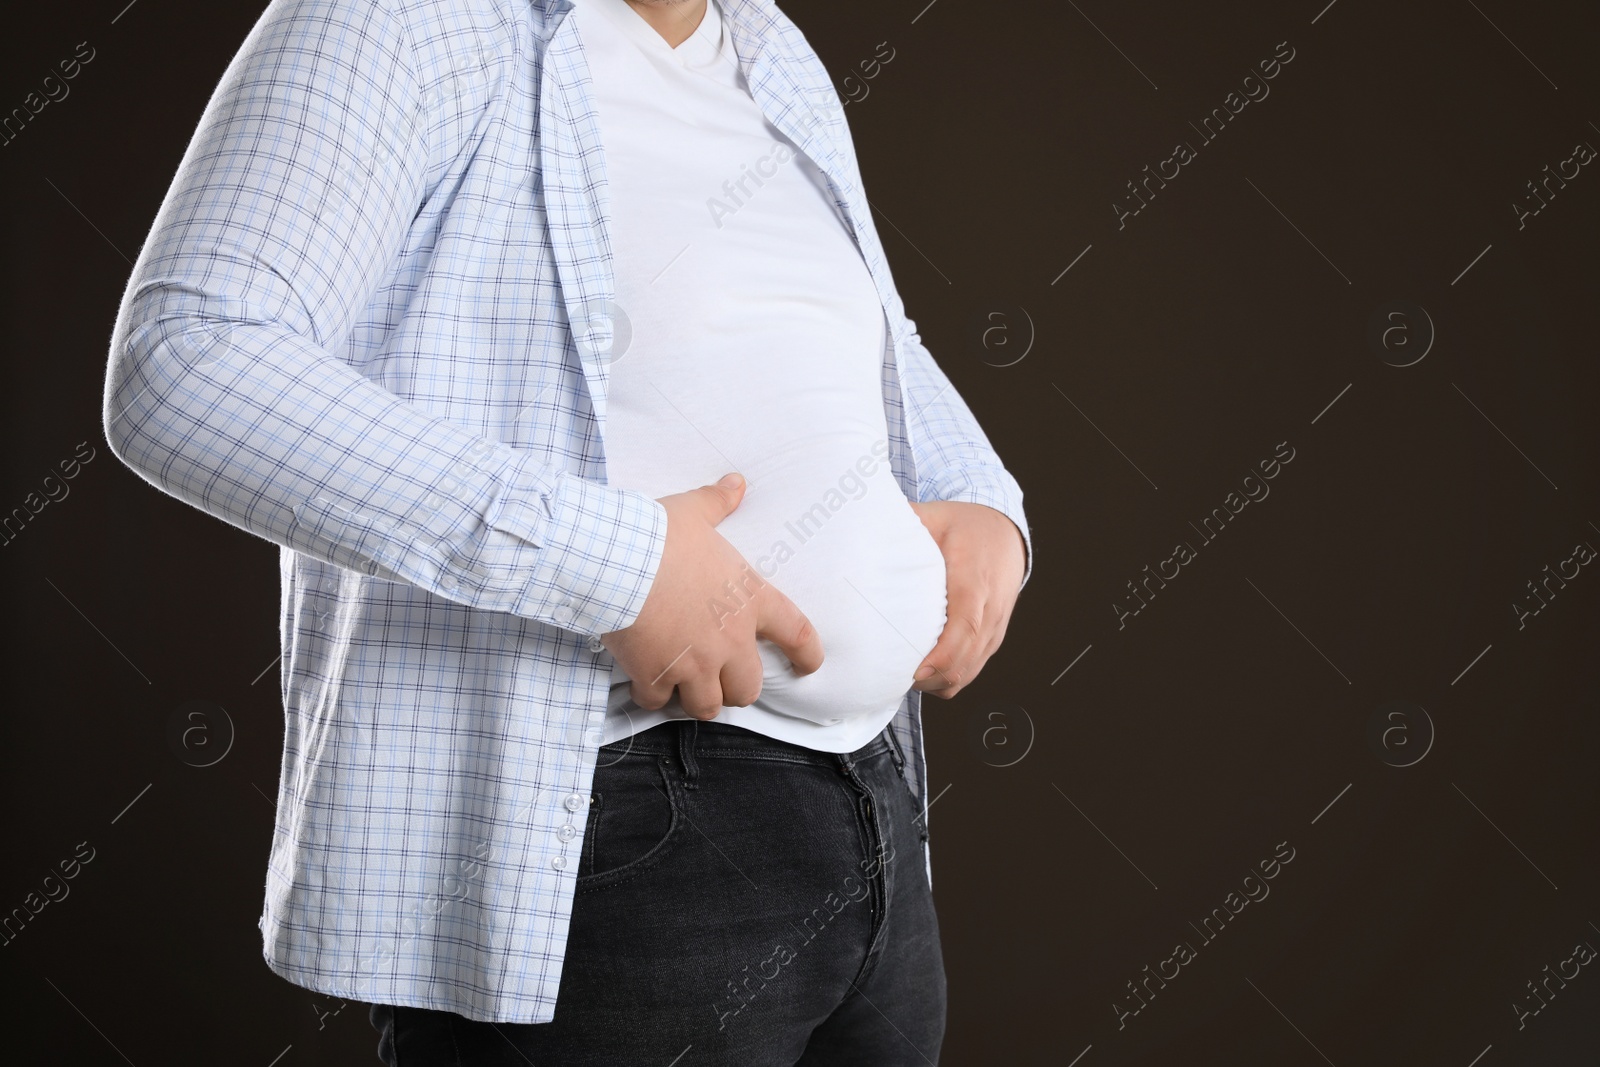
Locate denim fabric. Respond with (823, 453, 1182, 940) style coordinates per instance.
(368, 718, 945, 1065)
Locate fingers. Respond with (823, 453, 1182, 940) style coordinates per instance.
(718, 648, 764, 709)
(630, 675, 674, 713)
(914, 585, 987, 697)
(755, 587, 824, 676)
(693, 472, 746, 524)
(632, 647, 760, 720)
(628, 639, 695, 712)
(676, 674, 727, 720)
(912, 648, 965, 698)
(926, 597, 1013, 699)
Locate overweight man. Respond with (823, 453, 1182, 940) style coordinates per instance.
(103, 0, 1030, 1062)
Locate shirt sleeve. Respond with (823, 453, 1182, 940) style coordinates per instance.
(894, 317, 1034, 591)
(781, 25, 1034, 593)
(101, 0, 666, 638)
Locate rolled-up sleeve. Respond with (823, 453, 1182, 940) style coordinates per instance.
(101, 0, 666, 638)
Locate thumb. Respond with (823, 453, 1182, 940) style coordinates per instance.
(697, 472, 746, 521)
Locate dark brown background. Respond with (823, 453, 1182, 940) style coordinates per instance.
(3, 0, 1596, 1064)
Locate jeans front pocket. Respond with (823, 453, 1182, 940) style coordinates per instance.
(576, 750, 684, 894)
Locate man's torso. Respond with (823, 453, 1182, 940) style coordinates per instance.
(574, 0, 946, 751)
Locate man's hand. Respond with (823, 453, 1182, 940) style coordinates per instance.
(601, 473, 825, 719)
(907, 500, 1027, 699)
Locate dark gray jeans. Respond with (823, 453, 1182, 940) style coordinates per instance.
(368, 717, 946, 1065)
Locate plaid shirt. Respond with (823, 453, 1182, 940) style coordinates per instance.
(103, 0, 1031, 1023)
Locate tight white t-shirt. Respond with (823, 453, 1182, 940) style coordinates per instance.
(572, 0, 947, 753)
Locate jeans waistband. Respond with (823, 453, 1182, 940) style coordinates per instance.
(603, 717, 892, 764)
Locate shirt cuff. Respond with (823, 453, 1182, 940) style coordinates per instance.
(486, 461, 668, 637)
(919, 466, 1033, 591)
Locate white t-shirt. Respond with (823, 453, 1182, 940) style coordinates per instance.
(572, 0, 947, 753)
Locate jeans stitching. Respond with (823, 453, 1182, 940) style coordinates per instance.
(834, 756, 892, 992)
(574, 756, 684, 894)
(886, 720, 908, 773)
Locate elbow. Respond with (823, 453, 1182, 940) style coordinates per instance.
(102, 371, 141, 478)
(102, 292, 280, 519)
(103, 274, 270, 507)
(103, 269, 234, 458)
(102, 319, 141, 474)
(102, 309, 162, 475)
(102, 298, 204, 482)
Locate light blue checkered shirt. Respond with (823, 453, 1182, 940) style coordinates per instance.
(103, 0, 1031, 1023)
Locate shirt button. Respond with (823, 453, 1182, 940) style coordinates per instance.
(563, 793, 586, 812)
(557, 824, 577, 841)
(551, 855, 567, 871)
(587, 635, 605, 653)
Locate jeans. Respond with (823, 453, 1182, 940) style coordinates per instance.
(368, 717, 946, 1065)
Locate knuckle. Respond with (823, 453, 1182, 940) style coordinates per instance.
(683, 695, 721, 718)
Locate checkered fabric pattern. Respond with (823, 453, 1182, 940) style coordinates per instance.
(102, 0, 1031, 1023)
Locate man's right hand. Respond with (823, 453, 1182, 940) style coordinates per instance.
(600, 472, 824, 719)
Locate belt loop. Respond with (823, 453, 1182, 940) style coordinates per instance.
(884, 723, 907, 772)
(677, 720, 700, 790)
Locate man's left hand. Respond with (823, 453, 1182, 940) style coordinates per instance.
(907, 500, 1027, 699)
